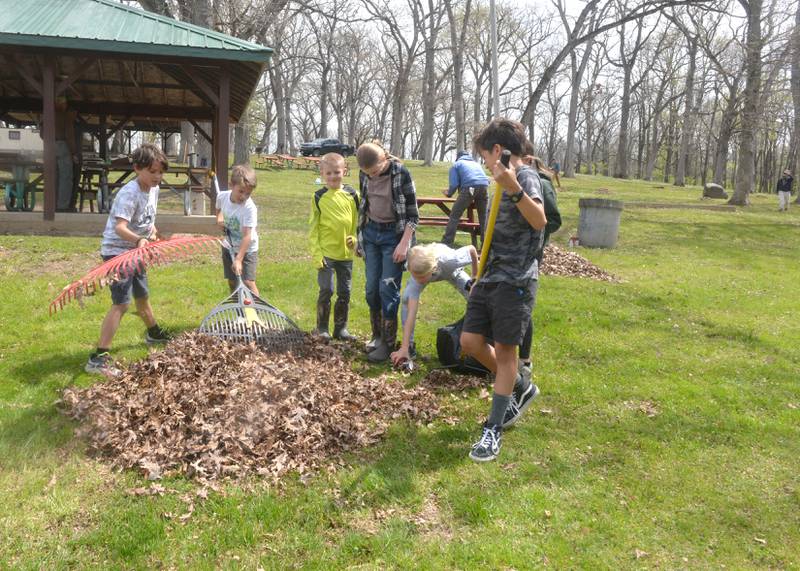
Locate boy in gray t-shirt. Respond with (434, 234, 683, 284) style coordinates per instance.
(460, 119, 547, 463)
(85, 144, 172, 376)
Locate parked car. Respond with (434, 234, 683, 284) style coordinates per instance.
(299, 138, 355, 157)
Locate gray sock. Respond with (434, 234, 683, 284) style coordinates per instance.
(488, 393, 512, 426)
(514, 372, 531, 393)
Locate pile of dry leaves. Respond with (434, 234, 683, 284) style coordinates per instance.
(61, 334, 438, 482)
(540, 244, 618, 282)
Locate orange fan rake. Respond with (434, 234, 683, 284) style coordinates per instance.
(49, 235, 222, 315)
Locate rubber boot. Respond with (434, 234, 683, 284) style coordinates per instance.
(368, 318, 397, 363)
(333, 299, 357, 341)
(314, 300, 331, 340)
(365, 308, 382, 353)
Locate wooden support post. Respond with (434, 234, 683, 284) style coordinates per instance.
(98, 115, 107, 160)
(42, 59, 56, 221)
(215, 67, 230, 191)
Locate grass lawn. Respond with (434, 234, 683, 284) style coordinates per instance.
(1, 160, 799, 569)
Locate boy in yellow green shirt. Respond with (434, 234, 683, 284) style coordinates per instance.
(309, 153, 359, 340)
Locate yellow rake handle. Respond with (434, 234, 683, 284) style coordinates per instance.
(476, 150, 511, 279)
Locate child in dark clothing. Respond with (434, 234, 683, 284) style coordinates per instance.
(460, 119, 547, 462)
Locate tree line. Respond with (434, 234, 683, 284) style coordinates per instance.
(137, 0, 800, 206)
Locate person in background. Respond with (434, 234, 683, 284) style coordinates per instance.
(442, 150, 489, 247)
(777, 168, 794, 211)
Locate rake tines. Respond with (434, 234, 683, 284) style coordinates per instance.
(49, 235, 221, 315)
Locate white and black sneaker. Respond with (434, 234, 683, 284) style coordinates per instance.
(502, 382, 539, 428)
(469, 422, 502, 462)
(84, 352, 121, 377)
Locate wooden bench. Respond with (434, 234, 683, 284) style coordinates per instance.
(254, 154, 284, 170)
(416, 196, 482, 248)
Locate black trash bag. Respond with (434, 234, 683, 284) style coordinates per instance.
(436, 316, 491, 376)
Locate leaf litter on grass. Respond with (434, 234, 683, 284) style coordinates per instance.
(540, 244, 619, 282)
(60, 333, 438, 484)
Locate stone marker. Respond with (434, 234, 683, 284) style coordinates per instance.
(703, 183, 728, 199)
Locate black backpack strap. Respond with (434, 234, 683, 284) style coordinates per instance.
(314, 187, 328, 212)
(343, 184, 360, 209)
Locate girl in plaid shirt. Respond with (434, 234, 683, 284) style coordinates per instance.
(356, 142, 419, 363)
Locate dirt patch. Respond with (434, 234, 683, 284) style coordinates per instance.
(60, 334, 438, 483)
(540, 244, 619, 282)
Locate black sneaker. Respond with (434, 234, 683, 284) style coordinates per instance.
(145, 326, 173, 345)
(469, 422, 502, 462)
(84, 352, 121, 376)
(502, 382, 539, 428)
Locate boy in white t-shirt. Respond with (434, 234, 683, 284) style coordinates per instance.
(215, 165, 260, 294)
(85, 144, 171, 376)
(390, 243, 478, 367)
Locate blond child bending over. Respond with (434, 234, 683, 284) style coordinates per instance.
(390, 243, 477, 367)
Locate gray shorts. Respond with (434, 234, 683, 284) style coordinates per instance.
(463, 280, 538, 346)
(103, 254, 149, 306)
(222, 249, 258, 281)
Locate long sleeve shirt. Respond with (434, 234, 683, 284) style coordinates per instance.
(309, 185, 359, 264)
(447, 155, 490, 197)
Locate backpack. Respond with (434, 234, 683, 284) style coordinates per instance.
(540, 176, 561, 245)
(436, 316, 492, 376)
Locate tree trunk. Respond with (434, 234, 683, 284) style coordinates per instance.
(564, 42, 593, 178)
(675, 37, 698, 187)
(793, 0, 800, 201)
(713, 89, 738, 186)
(614, 67, 633, 178)
(730, 0, 762, 206)
(445, 0, 471, 153)
(421, 40, 437, 166)
(319, 67, 330, 138)
(234, 123, 249, 165)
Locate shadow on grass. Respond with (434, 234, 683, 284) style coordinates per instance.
(336, 422, 473, 509)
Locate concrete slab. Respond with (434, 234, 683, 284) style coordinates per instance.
(0, 212, 218, 236)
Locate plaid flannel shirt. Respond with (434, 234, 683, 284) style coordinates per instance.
(358, 160, 419, 235)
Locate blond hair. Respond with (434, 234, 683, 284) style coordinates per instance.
(231, 164, 257, 189)
(407, 244, 440, 276)
(356, 142, 389, 170)
(320, 152, 345, 170)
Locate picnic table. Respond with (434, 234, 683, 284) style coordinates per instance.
(0, 154, 43, 212)
(80, 160, 212, 215)
(416, 195, 481, 248)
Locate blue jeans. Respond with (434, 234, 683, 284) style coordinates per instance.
(363, 220, 404, 318)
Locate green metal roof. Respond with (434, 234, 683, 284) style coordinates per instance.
(0, 0, 272, 62)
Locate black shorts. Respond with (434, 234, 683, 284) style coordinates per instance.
(463, 281, 538, 346)
(222, 249, 258, 281)
(103, 254, 149, 305)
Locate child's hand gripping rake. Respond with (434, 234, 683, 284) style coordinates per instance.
(198, 176, 304, 350)
(476, 150, 512, 280)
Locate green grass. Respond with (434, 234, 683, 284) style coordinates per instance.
(1, 160, 799, 569)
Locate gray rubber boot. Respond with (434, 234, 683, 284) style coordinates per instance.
(314, 301, 331, 340)
(367, 318, 397, 363)
(333, 299, 357, 341)
(365, 309, 382, 353)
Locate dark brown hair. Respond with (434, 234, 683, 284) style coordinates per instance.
(473, 118, 529, 157)
(132, 143, 168, 172)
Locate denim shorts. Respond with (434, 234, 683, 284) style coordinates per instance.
(103, 254, 149, 306)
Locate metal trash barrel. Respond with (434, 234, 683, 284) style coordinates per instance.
(577, 198, 624, 248)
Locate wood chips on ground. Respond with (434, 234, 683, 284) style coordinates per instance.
(60, 334, 438, 482)
(540, 244, 619, 282)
